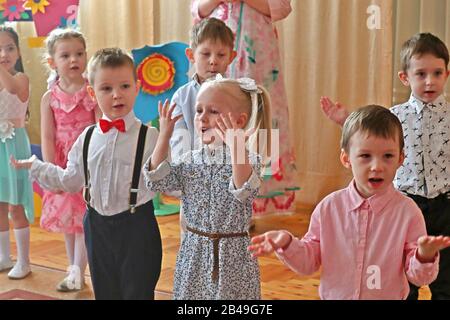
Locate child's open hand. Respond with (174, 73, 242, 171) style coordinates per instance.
(320, 96, 350, 126)
(215, 112, 255, 150)
(10, 154, 37, 170)
(247, 230, 292, 258)
(417, 235, 450, 263)
(157, 99, 182, 139)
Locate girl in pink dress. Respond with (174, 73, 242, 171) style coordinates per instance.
(41, 29, 99, 292)
(192, 0, 298, 216)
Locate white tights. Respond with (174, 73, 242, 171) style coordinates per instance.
(64, 233, 87, 280)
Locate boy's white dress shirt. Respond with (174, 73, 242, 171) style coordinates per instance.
(30, 111, 158, 216)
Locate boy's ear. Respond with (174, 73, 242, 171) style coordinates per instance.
(340, 149, 351, 169)
(136, 79, 141, 94)
(398, 71, 409, 86)
(87, 85, 97, 102)
(185, 48, 195, 64)
(398, 149, 405, 167)
(230, 50, 237, 63)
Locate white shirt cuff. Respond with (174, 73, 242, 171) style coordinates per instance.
(228, 169, 261, 202)
(143, 157, 171, 182)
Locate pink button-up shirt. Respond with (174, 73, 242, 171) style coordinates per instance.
(276, 181, 439, 300)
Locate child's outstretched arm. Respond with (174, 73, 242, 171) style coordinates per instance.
(10, 130, 86, 193)
(417, 235, 450, 263)
(0, 64, 29, 102)
(320, 96, 350, 127)
(248, 230, 292, 257)
(150, 100, 183, 170)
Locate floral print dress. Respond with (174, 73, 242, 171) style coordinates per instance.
(40, 81, 96, 233)
(144, 145, 261, 299)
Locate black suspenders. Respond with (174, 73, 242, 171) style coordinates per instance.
(83, 125, 96, 204)
(82, 124, 148, 213)
(129, 124, 148, 213)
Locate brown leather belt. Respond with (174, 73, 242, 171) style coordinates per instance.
(186, 225, 249, 282)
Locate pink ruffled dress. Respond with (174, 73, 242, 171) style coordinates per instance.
(40, 81, 96, 234)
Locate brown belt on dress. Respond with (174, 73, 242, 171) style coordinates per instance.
(186, 225, 249, 282)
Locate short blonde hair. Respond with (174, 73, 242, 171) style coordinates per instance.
(87, 48, 136, 85)
(341, 105, 404, 153)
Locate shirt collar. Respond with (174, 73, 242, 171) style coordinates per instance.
(409, 94, 447, 114)
(201, 143, 230, 164)
(192, 73, 202, 87)
(192, 73, 227, 87)
(346, 179, 397, 215)
(98, 111, 138, 134)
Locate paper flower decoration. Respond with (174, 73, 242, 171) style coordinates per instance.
(31, 0, 79, 37)
(0, 120, 15, 142)
(25, 0, 50, 14)
(132, 42, 190, 124)
(0, 0, 26, 21)
(137, 53, 175, 96)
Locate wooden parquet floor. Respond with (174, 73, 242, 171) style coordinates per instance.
(3, 201, 431, 300)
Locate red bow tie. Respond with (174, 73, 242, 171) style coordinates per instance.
(99, 118, 126, 133)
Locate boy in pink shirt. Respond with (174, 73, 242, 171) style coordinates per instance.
(248, 105, 450, 299)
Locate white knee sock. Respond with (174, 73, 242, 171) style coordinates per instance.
(14, 227, 30, 266)
(64, 233, 75, 265)
(74, 233, 87, 281)
(0, 230, 11, 261)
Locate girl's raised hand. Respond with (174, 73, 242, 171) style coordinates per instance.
(157, 99, 182, 139)
(10, 154, 37, 170)
(247, 230, 292, 258)
(215, 112, 254, 150)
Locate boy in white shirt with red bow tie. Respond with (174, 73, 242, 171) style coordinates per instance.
(11, 48, 162, 300)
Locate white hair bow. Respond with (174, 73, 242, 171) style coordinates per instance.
(211, 74, 263, 129)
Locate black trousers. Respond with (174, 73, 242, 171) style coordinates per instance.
(83, 200, 162, 300)
(406, 192, 450, 300)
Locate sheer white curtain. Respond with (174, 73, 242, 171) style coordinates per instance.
(20, 0, 449, 207)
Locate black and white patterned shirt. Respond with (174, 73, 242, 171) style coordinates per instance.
(391, 94, 450, 199)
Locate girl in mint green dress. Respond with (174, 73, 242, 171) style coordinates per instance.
(0, 26, 34, 280)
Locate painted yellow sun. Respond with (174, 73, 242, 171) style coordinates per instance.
(25, 0, 50, 14)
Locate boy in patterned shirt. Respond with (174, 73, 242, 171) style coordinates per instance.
(320, 33, 450, 299)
